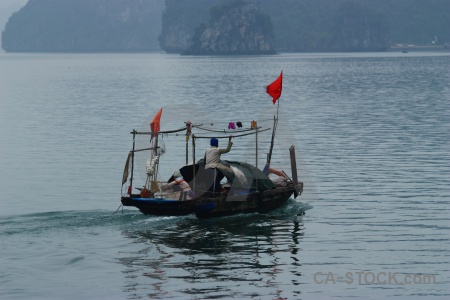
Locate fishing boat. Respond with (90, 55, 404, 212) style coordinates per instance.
(120, 72, 304, 218)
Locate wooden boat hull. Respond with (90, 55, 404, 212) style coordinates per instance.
(195, 183, 303, 219)
(121, 195, 196, 216)
(121, 183, 303, 218)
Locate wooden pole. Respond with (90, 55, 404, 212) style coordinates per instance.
(130, 129, 136, 195)
(255, 125, 258, 168)
(152, 133, 159, 182)
(192, 135, 196, 192)
(193, 127, 270, 139)
(255, 125, 258, 190)
(267, 97, 280, 165)
(267, 116, 277, 165)
(185, 130, 189, 165)
(289, 145, 299, 198)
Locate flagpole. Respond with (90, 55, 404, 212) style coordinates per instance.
(264, 71, 282, 173)
(276, 97, 280, 122)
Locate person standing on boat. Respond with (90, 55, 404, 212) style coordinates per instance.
(161, 170, 194, 201)
(204, 136, 233, 193)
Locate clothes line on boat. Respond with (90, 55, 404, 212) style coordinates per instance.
(192, 127, 270, 139)
(131, 127, 185, 135)
(130, 124, 203, 135)
(195, 125, 263, 134)
(200, 119, 269, 131)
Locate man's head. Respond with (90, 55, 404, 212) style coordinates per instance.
(210, 138, 218, 147)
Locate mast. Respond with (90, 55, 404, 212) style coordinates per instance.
(266, 115, 278, 165)
(264, 70, 282, 169)
(129, 129, 136, 194)
(149, 107, 162, 189)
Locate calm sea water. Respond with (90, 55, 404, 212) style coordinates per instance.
(0, 52, 449, 299)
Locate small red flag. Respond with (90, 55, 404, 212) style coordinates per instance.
(266, 71, 283, 104)
(150, 108, 162, 133)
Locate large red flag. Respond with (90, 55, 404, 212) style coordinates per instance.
(150, 108, 162, 133)
(266, 71, 283, 104)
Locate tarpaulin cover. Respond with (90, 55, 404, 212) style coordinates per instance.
(171, 160, 275, 195)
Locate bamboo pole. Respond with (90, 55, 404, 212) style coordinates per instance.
(185, 130, 189, 165)
(132, 123, 203, 135)
(192, 135, 196, 192)
(255, 125, 258, 190)
(153, 133, 159, 183)
(194, 127, 270, 139)
(267, 116, 277, 165)
(255, 125, 258, 168)
(195, 125, 262, 133)
(130, 147, 158, 153)
(132, 127, 186, 135)
(130, 129, 136, 195)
